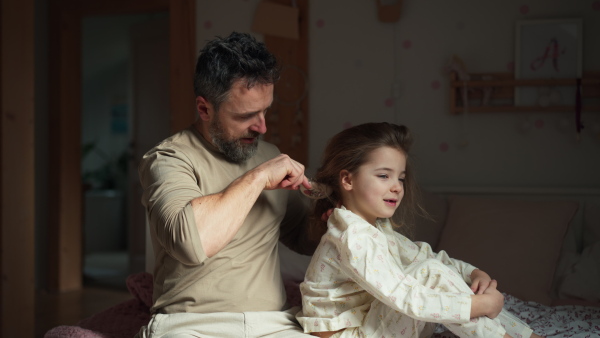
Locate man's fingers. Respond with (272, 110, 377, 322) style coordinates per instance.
(279, 177, 293, 188)
(300, 176, 311, 190)
(282, 174, 309, 190)
(263, 154, 309, 190)
(282, 155, 305, 189)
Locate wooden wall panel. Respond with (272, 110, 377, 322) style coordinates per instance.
(263, 0, 309, 166)
(169, 0, 197, 134)
(47, 2, 83, 292)
(1, 0, 36, 335)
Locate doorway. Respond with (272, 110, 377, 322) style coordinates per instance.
(81, 13, 170, 289)
(47, 0, 195, 292)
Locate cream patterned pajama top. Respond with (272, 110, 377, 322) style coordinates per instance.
(296, 207, 477, 334)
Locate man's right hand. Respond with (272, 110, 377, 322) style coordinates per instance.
(256, 154, 311, 191)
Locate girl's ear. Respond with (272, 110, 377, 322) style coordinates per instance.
(340, 169, 353, 191)
(196, 96, 212, 121)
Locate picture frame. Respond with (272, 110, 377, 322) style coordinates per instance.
(514, 19, 582, 106)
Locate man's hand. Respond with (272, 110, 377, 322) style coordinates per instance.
(257, 154, 311, 191)
(470, 269, 493, 294)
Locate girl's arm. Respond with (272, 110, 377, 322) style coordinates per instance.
(333, 212, 473, 324)
(393, 232, 487, 288)
(413, 243, 495, 294)
(339, 232, 504, 320)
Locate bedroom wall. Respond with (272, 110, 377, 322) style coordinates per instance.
(195, 0, 600, 189)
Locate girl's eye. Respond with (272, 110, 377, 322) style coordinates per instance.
(398, 178, 405, 184)
(377, 174, 389, 179)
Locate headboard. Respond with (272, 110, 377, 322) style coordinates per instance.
(418, 186, 600, 306)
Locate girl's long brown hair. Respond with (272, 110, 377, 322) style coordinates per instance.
(308, 122, 425, 241)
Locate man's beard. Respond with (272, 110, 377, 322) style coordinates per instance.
(209, 118, 260, 163)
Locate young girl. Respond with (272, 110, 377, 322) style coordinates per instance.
(295, 123, 542, 338)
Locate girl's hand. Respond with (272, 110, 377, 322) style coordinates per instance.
(482, 279, 504, 319)
(469, 279, 504, 319)
(470, 269, 493, 295)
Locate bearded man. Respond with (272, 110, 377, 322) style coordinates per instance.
(136, 32, 316, 338)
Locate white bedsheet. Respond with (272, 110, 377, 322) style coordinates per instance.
(433, 293, 600, 338)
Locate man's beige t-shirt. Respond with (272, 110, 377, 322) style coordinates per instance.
(139, 126, 310, 314)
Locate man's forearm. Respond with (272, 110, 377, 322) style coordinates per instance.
(191, 167, 266, 257)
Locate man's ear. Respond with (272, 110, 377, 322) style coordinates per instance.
(340, 170, 353, 191)
(196, 96, 212, 121)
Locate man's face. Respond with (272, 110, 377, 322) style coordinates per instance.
(207, 80, 273, 163)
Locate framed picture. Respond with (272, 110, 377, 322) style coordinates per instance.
(515, 19, 582, 106)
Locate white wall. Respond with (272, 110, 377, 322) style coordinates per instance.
(196, 0, 600, 189)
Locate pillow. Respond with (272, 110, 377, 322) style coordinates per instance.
(583, 201, 600, 248)
(126, 272, 154, 308)
(554, 201, 600, 302)
(557, 241, 600, 302)
(436, 195, 578, 306)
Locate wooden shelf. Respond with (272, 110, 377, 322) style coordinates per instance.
(449, 71, 600, 114)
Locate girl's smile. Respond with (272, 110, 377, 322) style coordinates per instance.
(384, 198, 398, 207)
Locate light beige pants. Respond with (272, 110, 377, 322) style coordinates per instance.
(135, 306, 312, 338)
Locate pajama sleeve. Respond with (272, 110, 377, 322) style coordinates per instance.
(392, 231, 477, 283)
(331, 209, 472, 324)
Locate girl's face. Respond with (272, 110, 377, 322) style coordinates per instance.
(340, 146, 406, 225)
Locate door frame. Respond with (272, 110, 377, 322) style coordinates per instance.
(47, 0, 195, 292)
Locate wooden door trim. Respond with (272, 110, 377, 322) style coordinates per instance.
(47, 0, 195, 292)
(2, 0, 36, 334)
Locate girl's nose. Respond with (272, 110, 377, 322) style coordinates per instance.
(391, 182, 403, 193)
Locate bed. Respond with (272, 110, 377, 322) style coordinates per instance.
(281, 187, 600, 337)
(46, 187, 600, 337)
